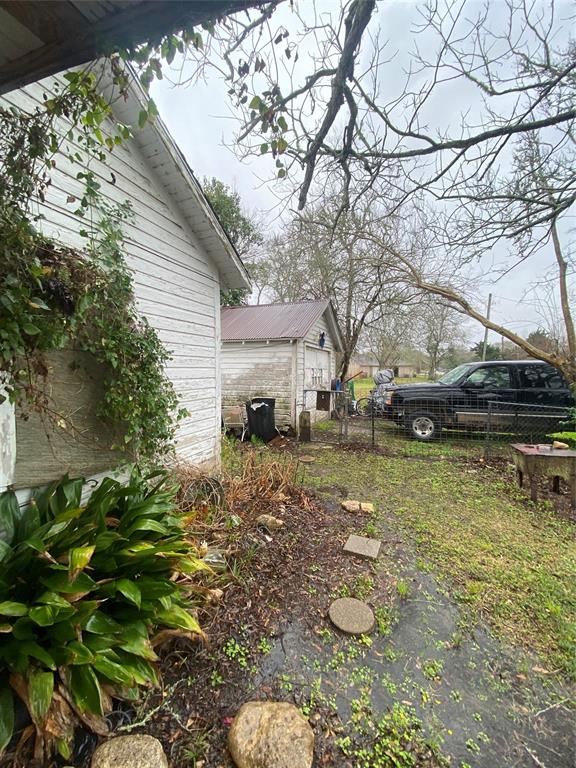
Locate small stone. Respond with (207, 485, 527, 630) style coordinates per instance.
(359, 502, 374, 513)
(343, 534, 381, 560)
(91, 735, 168, 768)
(329, 597, 375, 635)
(228, 701, 314, 768)
(256, 514, 284, 531)
(552, 441, 570, 450)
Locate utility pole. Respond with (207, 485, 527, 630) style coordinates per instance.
(481, 293, 492, 361)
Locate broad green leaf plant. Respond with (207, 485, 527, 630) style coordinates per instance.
(0, 469, 209, 760)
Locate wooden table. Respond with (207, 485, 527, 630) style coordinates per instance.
(511, 444, 576, 513)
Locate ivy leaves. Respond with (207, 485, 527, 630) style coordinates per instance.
(0, 184, 184, 460)
(73, 194, 184, 459)
(0, 43, 190, 462)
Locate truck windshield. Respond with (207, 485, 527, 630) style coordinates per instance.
(438, 363, 474, 385)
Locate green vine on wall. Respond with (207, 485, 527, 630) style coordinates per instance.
(0, 70, 186, 461)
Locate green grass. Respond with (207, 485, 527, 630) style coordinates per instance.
(304, 447, 576, 678)
(311, 417, 499, 460)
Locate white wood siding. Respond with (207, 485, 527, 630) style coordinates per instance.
(298, 313, 337, 423)
(1, 76, 223, 488)
(221, 341, 295, 429)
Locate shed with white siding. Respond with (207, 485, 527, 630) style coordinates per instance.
(0, 69, 250, 494)
(220, 300, 343, 431)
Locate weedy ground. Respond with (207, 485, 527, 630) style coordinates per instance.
(87, 434, 574, 768)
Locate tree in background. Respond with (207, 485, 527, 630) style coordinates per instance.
(363, 297, 465, 378)
(526, 329, 559, 356)
(365, 304, 419, 369)
(441, 344, 475, 371)
(470, 342, 501, 361)
(209, 0, 576, 387)
(202, 177, 262, 306)
(256, 193, 413, 378)
(420, 301, 465, 379)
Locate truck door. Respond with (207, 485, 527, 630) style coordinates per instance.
(459, 365, 516, 428)
(515, 363, 573, 437)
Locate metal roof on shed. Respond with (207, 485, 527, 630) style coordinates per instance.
(221, 300, 338, 343)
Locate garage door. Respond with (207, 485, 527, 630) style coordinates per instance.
(305, 347, 331, 389)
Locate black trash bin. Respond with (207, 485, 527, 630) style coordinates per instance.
(246, 397, 276, 442)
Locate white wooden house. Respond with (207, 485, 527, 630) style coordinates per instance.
(0, 72, 250, 494)
(221, 300, 343, 431)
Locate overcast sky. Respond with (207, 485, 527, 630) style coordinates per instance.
(152, 0, 574, 345)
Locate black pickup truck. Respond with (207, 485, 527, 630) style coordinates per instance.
(382, 360, 574, 441)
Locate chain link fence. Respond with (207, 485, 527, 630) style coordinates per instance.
(301, 389, 351, 444)
(304, 391, 570, 454)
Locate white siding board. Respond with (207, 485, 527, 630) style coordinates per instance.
(297, 311, 338, 426)
(1, 87, 218, 283)
(213, 284, 222, 465)
(37, 176, 217, 280)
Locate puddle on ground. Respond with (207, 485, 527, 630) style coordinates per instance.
(248, 516, 574, 768)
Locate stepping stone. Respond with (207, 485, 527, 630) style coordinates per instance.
(343, 534, 381, 560)
(341, 500, 374, 513)
(299, 455, 316, 463)
(228, 701, 314, 768)
(341, 499, 361, 512)
(91, 735, 168, 768)
(329, 597, 375, 635)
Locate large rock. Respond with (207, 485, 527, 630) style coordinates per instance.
(228, 701, 314, 768)
(91, 735, 168, 768)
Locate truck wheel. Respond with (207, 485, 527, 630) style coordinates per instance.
(406, 411, 440, 441)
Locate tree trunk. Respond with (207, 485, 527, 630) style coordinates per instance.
(551, 219, 576, 366)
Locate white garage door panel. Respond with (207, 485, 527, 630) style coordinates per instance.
(305, 347, 331, 389)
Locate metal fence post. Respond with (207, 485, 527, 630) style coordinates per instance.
(484, 401, 492, 457)
(371, 398, 375, 448)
